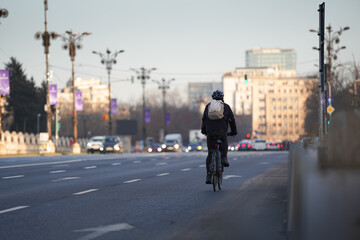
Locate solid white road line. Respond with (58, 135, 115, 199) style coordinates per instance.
(133, 161, 141, 163)
(84, 166, 97, 169)
(156, 173, 170, 177)
(73, 189, 98, 195)
(181, 168, 191, 171)
(260, 162, 270, 165)
(2, 175, 24, 179)
(123, 179, 141, 184)
(50, 170, 66, 174)
(0, 206, 29, 215)
(112, 163, 121, 166)
(198, 165, 206, 168)
(52, 177, 80, 182)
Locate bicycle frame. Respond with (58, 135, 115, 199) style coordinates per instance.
(210, 139, 223, 191)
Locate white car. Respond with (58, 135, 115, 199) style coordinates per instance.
(87, 136, 105, 153)
(252, 139, 267, 151)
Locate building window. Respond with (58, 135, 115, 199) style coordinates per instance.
(284, 106, 287, 110)
(260, 107, 265, 111)
(273, 115, 276, 119)
(283, 98, 287, 102)
(269, 90, 274, 93)
(278, 115, 282, 118)
(272, 98, 276, 102)
(278, 98, 282, 101)
(278, 131, 282, 135)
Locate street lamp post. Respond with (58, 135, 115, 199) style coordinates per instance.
(153, 78, 175, 136)
(35, 0, 58, 153)
(130, 67, 156, 147)
(59, 30, 91, 153)
(92, 49, 124, 136)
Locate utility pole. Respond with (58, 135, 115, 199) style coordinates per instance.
(59, 30, 91, 153)
(310, 3, 349, 140)
(35, 0, 58, 152)
(130, 67, 156, 147)
(93, 49, 124, 136)
(153, 78, 175, 136)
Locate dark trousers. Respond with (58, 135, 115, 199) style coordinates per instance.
(206, 131, 228, 173)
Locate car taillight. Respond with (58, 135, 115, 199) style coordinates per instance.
(267, 144, 270, 147)
(281, 144, 283, 148)
(242, 144, 245, 147)
(272, 142, 275, 145)
(247, 144, 251, 148)
(277, 144, 280, 148)
(237, 144, 240, 148)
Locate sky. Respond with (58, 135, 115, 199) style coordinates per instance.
(0, 0, 359, 103)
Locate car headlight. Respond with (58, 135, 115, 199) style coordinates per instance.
(174, 144, 179, 149)
(162, 144, 166, 149)
(188, 146, 192, 150)
(148, 148, 153, 153)
(114, 144, 120, 151)
(100, 146, 104, 151)
(157, 148, 162, 152)
(87, 143, 92, 147)
(197, 146, 202, 150)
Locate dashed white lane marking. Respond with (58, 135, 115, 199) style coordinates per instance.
(233, 158, 238, 160)
(164, 157, 170, 160)
(198, 165, 206, 168)
(74, 223, 134, 240)
(156, 162, 167, 166)
(260, 162, 269, 165)
(223, 175, 242, 180)
(156, 173, 170, 177)
(52, 177, 80, 182)
(181, 168, 191, 171)
(112, 163, 121, 166)
(53, 164, 69, 168)
(151, 159, 157, 161)
(0, 206, 29, 214)
(50, 170, 66, 174)
(84, 166, 97, 169)
(73, 189, 98, 195)
(2, 175, 24, 179)
(123, 179, 141, 184)
(133, 160, 141, 163)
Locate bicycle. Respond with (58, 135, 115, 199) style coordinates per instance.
(210, 138, 223, 192)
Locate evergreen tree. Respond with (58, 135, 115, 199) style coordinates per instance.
(4, 57, 45, 133)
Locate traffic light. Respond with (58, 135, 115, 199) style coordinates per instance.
(244, 74, 248, 83)
(327, 120, 330, 125)
(246, 133, 250, 139)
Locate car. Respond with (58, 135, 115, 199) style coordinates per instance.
(86, 136, 105, 153)
(186, 142, 203, 152)
(266, 141, 282, 151)
(99, 136, 123, 154)
(237, 139, 253, 151)
(228, 142, 238, 151)
(252, 139, 267, 151)
(147, 143, 162, 153)
(162, 134, 183, 152)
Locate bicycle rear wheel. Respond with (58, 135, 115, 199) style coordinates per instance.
(217, 151, 222, 190)
(211, 151, 217, 192)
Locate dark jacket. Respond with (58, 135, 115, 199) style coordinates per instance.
(201, 101, 237, 135)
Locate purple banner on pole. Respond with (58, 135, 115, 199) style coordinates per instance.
(75, 91, 83, 111)
(111, 98, 117, 115)
(0, 70, 10, 95)
(49, 84, 57, 105)
(145, 109, 150, 123)
(166, 113, 170, 125)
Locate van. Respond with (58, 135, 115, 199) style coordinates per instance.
(253, 139, 267, 151)
(162, 133, 183, 152)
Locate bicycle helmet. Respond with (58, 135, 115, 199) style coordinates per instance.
(212, 90, 224, 100)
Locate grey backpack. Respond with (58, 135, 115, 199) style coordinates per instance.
(208, 100, 224, 120)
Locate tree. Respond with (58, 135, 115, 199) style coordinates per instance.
(4, 57, 44, 133)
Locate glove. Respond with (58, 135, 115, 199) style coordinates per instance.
(201, 130, 206, 135)
(228, 131, 237, 136)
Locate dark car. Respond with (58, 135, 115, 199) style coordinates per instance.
(147, 143, 162, 153)
(186, 142, 203, 152)
(99, 136, 123, 154)
(237, 139, 253, 151)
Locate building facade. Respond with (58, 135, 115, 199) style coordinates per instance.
(223, 67, 316, 142)
(246, 48, 297, 72)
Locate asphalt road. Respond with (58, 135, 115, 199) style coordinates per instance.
(0, 151, 289, 240)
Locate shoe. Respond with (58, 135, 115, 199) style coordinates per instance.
(222, 157, 229, 167)
(206, 174, 211, 184)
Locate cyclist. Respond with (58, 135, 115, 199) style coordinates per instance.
(201, 90, 237, 184)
